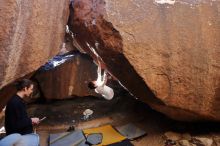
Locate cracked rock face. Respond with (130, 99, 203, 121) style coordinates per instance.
(69, 0, 220, 121)
(0, 0, 69, 89)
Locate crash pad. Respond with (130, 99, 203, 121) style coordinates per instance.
(49, 130, 88, 146)
(83, 125, 126, 146)
(116, 123, 147, 140)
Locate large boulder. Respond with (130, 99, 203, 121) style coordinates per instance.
(69, 0, 220, 121)
(0, 0, 70, 89)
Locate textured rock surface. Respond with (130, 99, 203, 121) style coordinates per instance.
(0, 0, 70, 89)
(69, 0, 220, 121)
(33, 53, 103, 100)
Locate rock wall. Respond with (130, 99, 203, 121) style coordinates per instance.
(0, 0, 70, 89)
(69, 0, 220, 121)
(0, 0, 219, 121)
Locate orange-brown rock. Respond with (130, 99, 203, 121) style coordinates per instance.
(69, 0, 220, 121)
(0, 0, 70, 89)
(33, 53, 101, 100)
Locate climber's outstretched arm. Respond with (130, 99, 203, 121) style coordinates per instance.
(102, 70, 108, 85)
(96, 61, 102, 83)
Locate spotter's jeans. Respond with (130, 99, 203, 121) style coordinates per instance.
(0, 133, 39, 146)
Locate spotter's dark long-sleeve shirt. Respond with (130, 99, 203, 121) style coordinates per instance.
(5, 94, 33, 135)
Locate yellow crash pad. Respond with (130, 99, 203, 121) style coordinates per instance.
(83, 125, 126, 146)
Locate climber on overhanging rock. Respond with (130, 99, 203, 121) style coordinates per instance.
(88, 58, 114, 100)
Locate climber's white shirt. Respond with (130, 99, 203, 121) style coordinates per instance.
(95, 85, 114, 100)
(94, 63, 114, 100)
